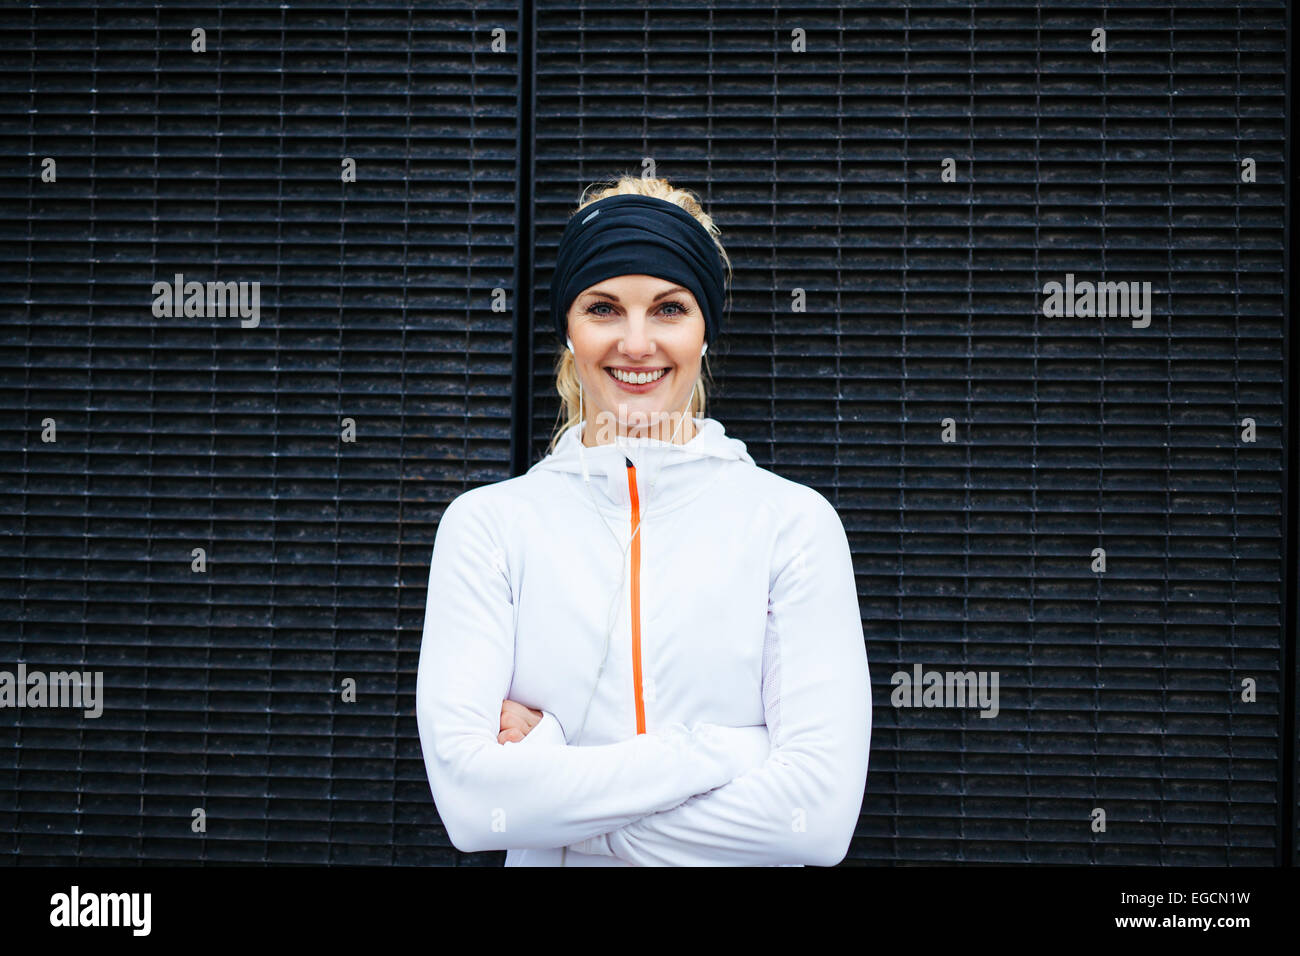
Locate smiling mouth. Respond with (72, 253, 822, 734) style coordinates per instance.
(606, 367, 670, 385)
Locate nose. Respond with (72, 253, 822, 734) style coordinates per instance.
(619, 312, 656, 358)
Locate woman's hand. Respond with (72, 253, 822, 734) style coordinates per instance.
(498, 699, 543, 744)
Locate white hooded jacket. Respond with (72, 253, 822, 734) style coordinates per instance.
(415, 415, 872, 866)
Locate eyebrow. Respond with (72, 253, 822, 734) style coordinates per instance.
(583, 286, 688, 304)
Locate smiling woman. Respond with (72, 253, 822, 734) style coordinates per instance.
(566, 273, 704, 444)
(547, 178, 732, 453)
(415, 174, 872, 867)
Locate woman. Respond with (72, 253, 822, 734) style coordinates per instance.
(415, 176, 871, 866)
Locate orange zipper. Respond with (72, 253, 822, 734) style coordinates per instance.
(625, 458, 645, 735)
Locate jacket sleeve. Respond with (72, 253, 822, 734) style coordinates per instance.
(416, 493, 773, 854)
(567, 492, 872, 866)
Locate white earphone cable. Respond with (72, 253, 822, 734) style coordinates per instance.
(569, 362, 694, 747)
(559, 339, 709, 865)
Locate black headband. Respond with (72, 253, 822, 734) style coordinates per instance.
(549, 193, 726, 345)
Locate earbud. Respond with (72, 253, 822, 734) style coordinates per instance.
(566, 337, 575, 355)
(700, 342, 708, 356)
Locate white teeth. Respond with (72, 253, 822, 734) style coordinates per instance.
(609, 367, 667, 385)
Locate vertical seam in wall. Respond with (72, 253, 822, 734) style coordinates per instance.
(509, 0, 536, 476)
(1279, 0, 1295, 868)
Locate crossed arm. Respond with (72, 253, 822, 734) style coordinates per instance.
(415, 494, 772, 853)
(556, 494, 873, 866)
(419, 491, 871, 864)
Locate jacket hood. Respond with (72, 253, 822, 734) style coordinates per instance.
(528, 416, 755, 515)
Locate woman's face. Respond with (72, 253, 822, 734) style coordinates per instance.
(567, 274, 705, 444)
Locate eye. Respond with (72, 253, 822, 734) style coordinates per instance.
(581, 299, 690, 317)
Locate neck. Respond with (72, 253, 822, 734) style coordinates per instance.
(581, 413, 698, 447)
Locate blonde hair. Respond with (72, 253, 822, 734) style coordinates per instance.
(547, 175, 732, 455)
